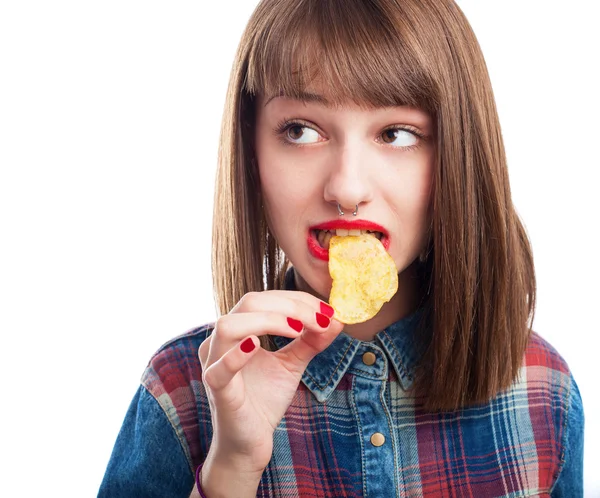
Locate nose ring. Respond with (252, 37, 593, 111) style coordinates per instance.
(337, 203, 359, 216)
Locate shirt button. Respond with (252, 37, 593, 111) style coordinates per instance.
(370, 432, 386, 447)
(362, 351, 377, 366)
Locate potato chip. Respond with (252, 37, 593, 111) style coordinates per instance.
(328, 234, 398, 324)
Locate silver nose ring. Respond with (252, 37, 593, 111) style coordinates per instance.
(337, 203, 358, 216)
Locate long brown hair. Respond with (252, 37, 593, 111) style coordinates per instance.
(212, 0, 536, 412)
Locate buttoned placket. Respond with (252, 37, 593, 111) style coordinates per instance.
(349, 342, 400, 497)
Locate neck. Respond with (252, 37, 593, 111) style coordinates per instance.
(294, 260, 423, 342)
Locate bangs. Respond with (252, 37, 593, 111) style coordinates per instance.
(244, 0, 438, 111)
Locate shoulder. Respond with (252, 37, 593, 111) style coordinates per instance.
(138, 323, 215, 467)
(520, 331, 580, 487)
(523, 330, 571, 376)
(141, 323, 214, 396)
(521, 330, 573, 410)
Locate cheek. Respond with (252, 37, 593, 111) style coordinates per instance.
(259, 163, 308, 214)
(257, 145, 322, 214)
(257, 155, 319, 244)
(254, 116, 317, 236)
(257, 141, 289, 213)
(389, 162, 433, 214)
(412, 170, 433, 228)
(382, 159, 433, 250)
(410, 168, 434, 248)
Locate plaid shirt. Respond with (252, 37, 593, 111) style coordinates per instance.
(100, 307, 583, 497)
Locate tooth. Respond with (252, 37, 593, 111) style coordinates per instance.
(336, 229, 349, 236)
(348, 229, 361, 236)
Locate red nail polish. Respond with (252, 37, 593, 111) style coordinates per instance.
(287, 317, 303, 332)
(320, 302, 335, 318)
(316, 312, 330, 328)
(240, 338, 255, 353)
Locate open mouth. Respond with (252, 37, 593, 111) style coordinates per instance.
(307, 220, 391, 261)
(312, 229, 385, 249)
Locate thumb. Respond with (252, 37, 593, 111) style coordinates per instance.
(279, 319, 345, 367)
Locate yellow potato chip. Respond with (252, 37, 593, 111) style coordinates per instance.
(328, 234, 398, 324)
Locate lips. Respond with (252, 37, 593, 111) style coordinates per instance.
(307, 220, 391, 261)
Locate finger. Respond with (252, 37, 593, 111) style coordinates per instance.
(229, 292, 336, 337)
(279, 318, 345, 366)
(203, 335, 260, 392)
(233, 291, 336, 321)
(207, 312, 307, 366)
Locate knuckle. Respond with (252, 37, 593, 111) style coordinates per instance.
(239, 291, 259, 310)
(213, 315, 233, 339)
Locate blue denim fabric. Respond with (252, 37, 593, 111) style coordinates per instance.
(99, 356, 585, 497)
(551, 374, 585, 497)
(98, 386, 194, 497)
(99, 310, 585, 497)
(270, 311, 425, 495)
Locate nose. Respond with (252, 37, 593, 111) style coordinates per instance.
(323, 144, 373, 215)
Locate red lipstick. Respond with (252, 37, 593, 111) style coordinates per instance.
(307, 219, 391, 261)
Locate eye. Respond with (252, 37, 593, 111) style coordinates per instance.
(286, 124, 321, 144)
(380, 127, 419, 147)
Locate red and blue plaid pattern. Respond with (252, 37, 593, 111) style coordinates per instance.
(142, 319, 572, 497)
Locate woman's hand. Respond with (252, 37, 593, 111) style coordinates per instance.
(198, 290, 344, 473)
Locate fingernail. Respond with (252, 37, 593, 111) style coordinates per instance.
(287, 317, 303, 332)
(320, 302, 335, 318)
(240, 338, 255, 353)
(316, 312, 330, 328)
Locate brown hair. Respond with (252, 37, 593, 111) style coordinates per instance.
(212, 0, 536, 412)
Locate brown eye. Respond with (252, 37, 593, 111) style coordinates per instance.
(380, 128, 418, 147)
(288, 126, 304, 140)
(284, 124, 321, 144)
(382, 129, 401, 143)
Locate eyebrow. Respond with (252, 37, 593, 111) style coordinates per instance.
(264, 91, 331, 107)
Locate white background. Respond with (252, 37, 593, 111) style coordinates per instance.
(0, 1, 598, 496)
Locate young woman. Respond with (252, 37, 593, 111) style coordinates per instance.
(99, 0, 584, 496)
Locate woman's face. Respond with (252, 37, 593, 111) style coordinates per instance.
(254, 90, 435, 301)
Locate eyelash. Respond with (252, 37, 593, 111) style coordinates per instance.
(273, 118, 427, 151)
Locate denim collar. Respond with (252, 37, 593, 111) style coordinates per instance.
(272, 269, 425, 402)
